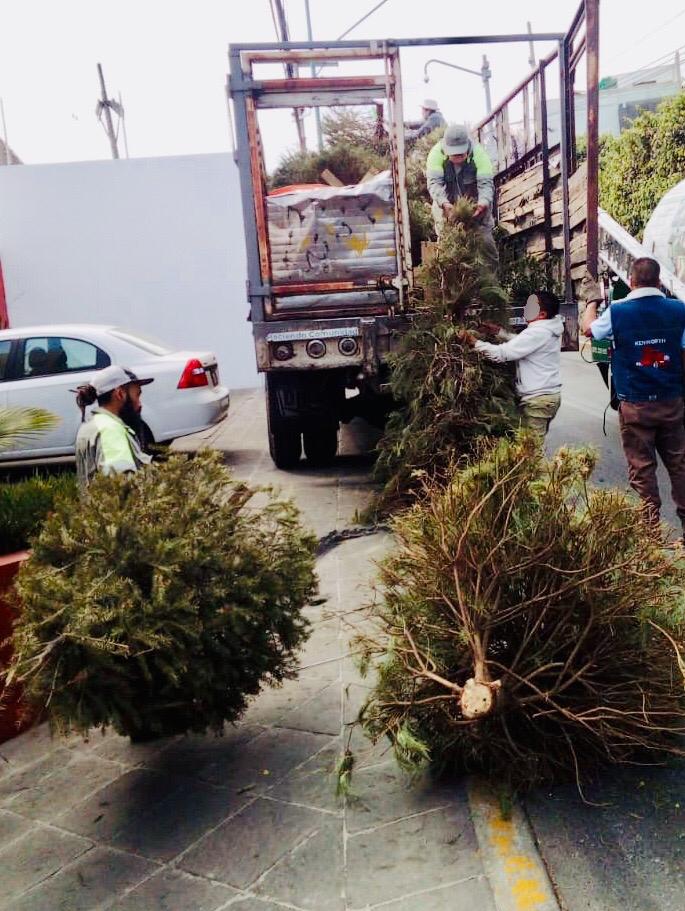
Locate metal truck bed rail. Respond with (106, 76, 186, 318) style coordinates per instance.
(598, 208, 685, 300)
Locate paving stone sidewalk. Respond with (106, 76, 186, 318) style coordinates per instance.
(0, 392, 498, 911)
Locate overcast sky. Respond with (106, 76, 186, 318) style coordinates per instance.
(1, 0, 684, 169)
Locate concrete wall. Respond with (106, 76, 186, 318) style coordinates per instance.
(0, 152, 258, 388)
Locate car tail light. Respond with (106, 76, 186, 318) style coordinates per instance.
(178, 358, 208, 389)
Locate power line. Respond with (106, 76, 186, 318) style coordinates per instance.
(609, 46, 685, 90)
(336, 0, 391, 41)
(604, 9, 685, 67)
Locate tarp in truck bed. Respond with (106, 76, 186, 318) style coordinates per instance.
(267, 171, 397, 287)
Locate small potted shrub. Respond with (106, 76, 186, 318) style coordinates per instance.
(5, 451, 318, 742)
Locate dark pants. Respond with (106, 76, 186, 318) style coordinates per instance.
(618, 398, 685, 527)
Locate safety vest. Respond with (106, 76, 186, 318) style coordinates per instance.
(75, 408, 151, 490)
(426, 140, 493, 204)
(610, 295, 685, 402)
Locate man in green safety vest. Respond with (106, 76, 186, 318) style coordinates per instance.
(426, 122, 498, 270)
(75, 365, 154, 491)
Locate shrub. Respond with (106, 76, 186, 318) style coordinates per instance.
(270, 143, 388, 190)
(599, 91, 685, 239)
(496, 230, 564, 304)
(0, 474, 77, 556)
(355, 435, 685, 792)
(5, 452, 318, 741)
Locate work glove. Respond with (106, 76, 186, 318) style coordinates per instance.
(579, 270, 603, 303)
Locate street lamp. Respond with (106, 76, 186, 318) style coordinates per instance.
(423, 55, 492, 116)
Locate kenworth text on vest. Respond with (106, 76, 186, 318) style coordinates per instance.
(611, 295, 685, 403)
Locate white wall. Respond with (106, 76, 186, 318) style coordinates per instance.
(0, 153, 258, 389)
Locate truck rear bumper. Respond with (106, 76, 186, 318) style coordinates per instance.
(253, 314, 411, 374)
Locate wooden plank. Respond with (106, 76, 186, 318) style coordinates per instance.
(497, 160, 561, 205)
(320, 168, 344, 187)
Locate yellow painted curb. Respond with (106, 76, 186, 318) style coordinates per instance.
(467, 778, 560, 911)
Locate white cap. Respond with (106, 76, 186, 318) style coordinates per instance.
(91, 365, 153, 397)
(422, 98, 439, 111)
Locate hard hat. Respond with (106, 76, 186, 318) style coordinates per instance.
(442, 123, 471, 155)
(422, 98, 439, 111)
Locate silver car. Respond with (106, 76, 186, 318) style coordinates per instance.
(0, 324, 229, 464)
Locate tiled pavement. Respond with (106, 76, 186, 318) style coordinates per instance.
(0, 391, 498, 911)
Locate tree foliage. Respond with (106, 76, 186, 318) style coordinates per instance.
(4, 453, 318, 741)
(0, 407, 59, 452)
(321, 107, 389, 156)
(371, 199, 517, 513)
(599, 91, 685, 240)
(355, 434, 685, 792)
(270, 144, 388, 190)
(0, 473, 77, 556)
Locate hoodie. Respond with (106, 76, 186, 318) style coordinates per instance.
(474, 315, 564, 401)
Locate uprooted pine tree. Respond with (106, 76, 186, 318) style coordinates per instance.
(354, 433, 685, 793)
(371, 198, 520, 514)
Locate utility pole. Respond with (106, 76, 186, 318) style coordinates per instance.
(481, 55, 492, 114)
(96, 63, 119, 159)
(304, 0, 323, 151)
(118, 93, 130, 158)
(527, 21, 536, 70)
(272, 0, 307, 153)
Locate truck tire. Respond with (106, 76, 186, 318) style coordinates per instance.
(268, 424, 302, 469)
(266, 378, 301, 469)
(303, 426, 338, 467)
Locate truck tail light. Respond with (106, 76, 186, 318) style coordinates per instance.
(178, 358, 208, 389)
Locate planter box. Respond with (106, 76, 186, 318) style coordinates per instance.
(0, 551, 31, 744)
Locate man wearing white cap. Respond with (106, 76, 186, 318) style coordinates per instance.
(74, 365, 154, 490)
(405, 99, 445, 141)
(426, 122, 498, 269)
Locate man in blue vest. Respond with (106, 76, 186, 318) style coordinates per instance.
(582, 257, 685, 532)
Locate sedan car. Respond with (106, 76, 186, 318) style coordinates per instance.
(0, 324, 229, 463)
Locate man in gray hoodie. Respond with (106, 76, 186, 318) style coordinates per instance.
(462, 291, 564, 435)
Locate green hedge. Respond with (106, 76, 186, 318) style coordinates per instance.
(599, 91, 685, 240)
(0, 474, 77, 555)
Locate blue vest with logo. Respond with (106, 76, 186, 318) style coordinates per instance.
(610, 294, 685, 402)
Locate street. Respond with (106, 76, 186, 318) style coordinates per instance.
(0, 352, 682, 911)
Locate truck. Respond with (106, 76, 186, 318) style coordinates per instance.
(228, 1, 600, 468)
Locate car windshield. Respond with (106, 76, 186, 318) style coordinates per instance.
(109, 328, 174, 356)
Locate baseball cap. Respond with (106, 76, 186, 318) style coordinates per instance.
(442, 123, 471, 155)
(422, 98, 439, 111)
(91, 365, 154, 397)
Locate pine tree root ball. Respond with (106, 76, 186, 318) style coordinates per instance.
(355, 434, 685, 792)
(4, 452, 318, 742)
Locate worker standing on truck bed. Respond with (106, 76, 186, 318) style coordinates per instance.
(405, 98, 446, 141)
(426, 122, 498, 271)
